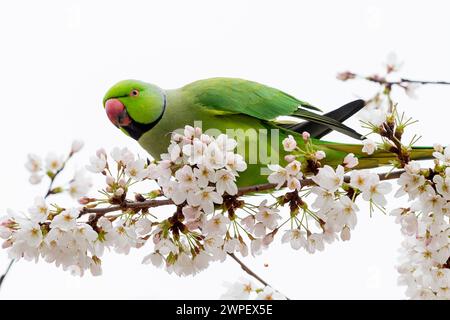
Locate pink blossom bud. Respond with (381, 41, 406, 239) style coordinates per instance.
(340, 226, 351, 241)
(118, 179, 127, 187)
(106, 186, 113, 193)
(2, 239, 13, 249)
(96, 148, 107, 158)
(105, 175, 115, 186)
(71, 140, 84, 153)
(115, 188, 124, 197)
(343, 153, 359, 169)
(262, 233, 274, 246)
(336, 71, 356, 81)
(194, 127, 202, 136)
(302, 131, 310, 141)
(284, 155, 296, 163)
(314, 150, 326, 160)
(78, 197, 90, 205)
(282, 135, 297, 152)
(171, 133, 183, 142)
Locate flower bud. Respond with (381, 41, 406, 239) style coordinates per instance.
(284, 155, 296, 163)
(314, 150, 326, 160)
(118, 178, 127, 187)
(105, 175, 115, 186)
(115, 188, 124, 197)
(433, 143, 444, 153)
(340, 226, 351, 241)
(71, 140, 84, 153)
(302, 131, 310, 141)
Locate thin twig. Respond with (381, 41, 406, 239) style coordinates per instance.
(0, 260, 14, 289)
(361, 74, 450, 87)
(227, 252, 291, 299)
(399, 78, 450, 86)
(227, 253, 269, 287)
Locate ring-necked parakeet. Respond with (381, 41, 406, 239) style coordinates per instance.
(102, 77, 433, 186)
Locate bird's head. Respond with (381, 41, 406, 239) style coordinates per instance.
(103, 80, 166, 140)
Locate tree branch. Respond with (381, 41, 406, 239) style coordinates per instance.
(0, 260, 14, 289)
(82, 170, 405, 215)
(363, 74, 450, 87)
(227, 252, 290, 299)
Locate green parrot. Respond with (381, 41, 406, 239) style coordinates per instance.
(102, 77, 433, 187)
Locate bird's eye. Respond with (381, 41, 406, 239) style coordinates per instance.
(130, 89, 139, 97)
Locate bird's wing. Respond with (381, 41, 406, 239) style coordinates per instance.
(183, 77, 363, 140)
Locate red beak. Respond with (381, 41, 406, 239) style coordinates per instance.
(105, 99, 131, 127)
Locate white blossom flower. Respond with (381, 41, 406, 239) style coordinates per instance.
(349, 170, 373, 190)
(193, 165, 215, 188)
(281, 229, 306, 250)
(111, 147, 134, 166)
(362, 139, 377, 155)
(86, 150, 107, 173)
(25, 154, 42, 173)
(226, 153, 247, 173)
(50, 208, 79, 231)
(433, 146, 450, 166)
(167, 142, 182, 162)
(285, 160, 302, 176)
(216, 134, 237, 152)
(220, 279, 256, 300)
(68, 171, 92, 199)
(361, 178, 392, 207)
(142, 252, 164, 268)
(71, 140, 84, 153)
(433, 175, 450, 200)
(191, 187, 223, 214)
(125, 159, 148, 180)
(182, 138, 205, 165)
(312, 165, 344, 192)
(282, 135, 297, 152)
(343, 153, 359, 168)
(338, 196, 359, 228)
(305, 233, 325, 254)
(203, 215, 229, 236)
(135, 217, 153, 235)
(45, 153, 64, 172)
(267, 165, 288, 189)
(28, 196, 49, 223)
(255, 200, 281, 230)
(15, 223, 43, 248)
(311, 187, 335, 212)
(215, 169, 238, 195)
(29, 173, 43, 185)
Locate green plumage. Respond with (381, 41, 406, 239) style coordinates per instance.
(103, 77, 434, 187)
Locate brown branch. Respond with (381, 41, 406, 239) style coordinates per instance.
(0, 260, 14, 290)
(81, 199, 174, 215)
(82, 170, 405, 215)
(350, 73, 450, 87)
(398, 78, 450, 86)
(227, 253, 269, 286)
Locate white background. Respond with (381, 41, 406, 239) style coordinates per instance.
(0, 0, 449, 299)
